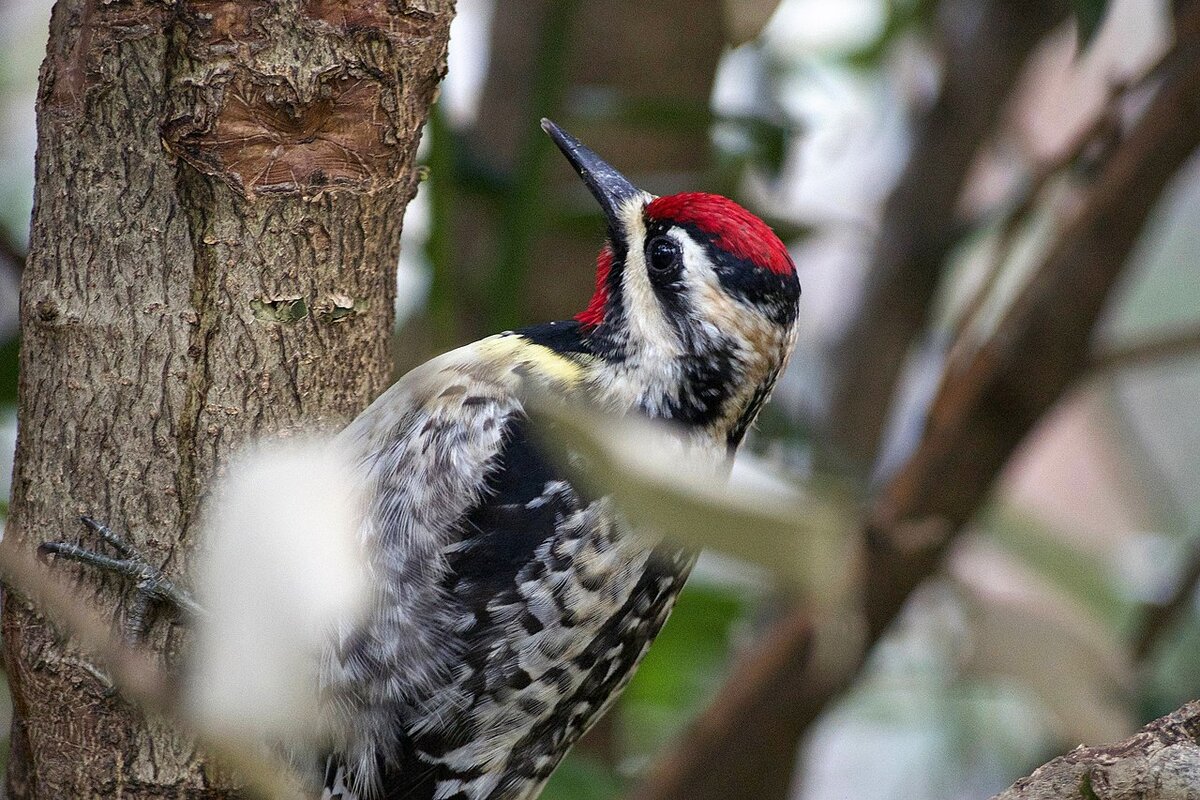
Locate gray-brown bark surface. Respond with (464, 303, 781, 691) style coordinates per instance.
(992, 701, 1200, 800)
(2, 1, 453, 796)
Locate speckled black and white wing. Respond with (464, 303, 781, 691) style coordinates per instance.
(320, 337, 525, 798)
(320, 334, 695, 800)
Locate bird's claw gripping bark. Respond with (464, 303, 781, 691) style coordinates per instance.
(39, 516, 202, 642)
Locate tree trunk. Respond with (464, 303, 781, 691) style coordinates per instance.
(1, 1, 453, 796)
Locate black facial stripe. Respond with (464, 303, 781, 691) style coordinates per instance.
(641, 220, 692, 338)
(668, 222, 800, 327)
(605, 237, 629, 327)
(643, 340, 744, 429)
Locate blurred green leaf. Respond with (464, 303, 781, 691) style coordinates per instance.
(1071, 0, 1110, 48)
(982, 507, 1130, 628)
(540, 754, 623, 800)
(952, 543, 1136, 746)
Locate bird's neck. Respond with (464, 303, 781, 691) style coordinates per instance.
(516, 319, 791, 451)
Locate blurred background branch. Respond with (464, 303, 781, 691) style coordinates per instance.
(629, 3, 1200, 800)
(825, 0, 1070, 478)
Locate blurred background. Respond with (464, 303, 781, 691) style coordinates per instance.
(2, 0, 1199, 798)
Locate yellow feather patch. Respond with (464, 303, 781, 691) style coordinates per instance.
(477, 335, 587, 388)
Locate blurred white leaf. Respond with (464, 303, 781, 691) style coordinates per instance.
(525, 394, 856, 604)
(762, 0, 886, 54)
(186, 439, 368, 742)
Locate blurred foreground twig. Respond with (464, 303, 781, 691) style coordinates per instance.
(0, 539, 309, 799)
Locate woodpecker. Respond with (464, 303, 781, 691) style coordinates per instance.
(41, 120, 800, 800)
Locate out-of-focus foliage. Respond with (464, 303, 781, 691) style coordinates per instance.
(527, 395, 855, 599)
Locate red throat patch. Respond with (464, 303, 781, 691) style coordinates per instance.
(646, 193, 794, 276)
(575, 244, 614, 329)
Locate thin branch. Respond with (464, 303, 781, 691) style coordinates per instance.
(825, 0, 1070, 475)
(1088, 323, 1200, 375)
(950, 36, 1186, 372)
(947, 106, 1121, 365)
(866, 10, 1200, 639)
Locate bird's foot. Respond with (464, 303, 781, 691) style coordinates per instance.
(39, 516, 202, 643)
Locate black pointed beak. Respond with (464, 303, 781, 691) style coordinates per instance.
(542, 118, 644, 237)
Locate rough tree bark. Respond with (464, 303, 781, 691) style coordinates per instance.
(2, 1, 453, 797)
(992, 700, 1200, 800)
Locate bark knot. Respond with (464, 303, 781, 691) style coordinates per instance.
(303, 0, 438, 40)
(165, 71, 401, 199)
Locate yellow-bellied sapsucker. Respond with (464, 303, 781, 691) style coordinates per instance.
(41, 120, 801, 800)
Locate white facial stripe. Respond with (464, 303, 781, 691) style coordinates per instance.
(671, 228, 721, 319)
(617, 198, 681, 359)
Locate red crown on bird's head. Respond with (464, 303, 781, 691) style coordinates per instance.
(576, 193, 794, 329)
(646, 193, 794, 277)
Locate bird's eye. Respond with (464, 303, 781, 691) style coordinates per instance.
(647, 236, 682, 278)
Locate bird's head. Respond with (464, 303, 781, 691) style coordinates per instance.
(541, 119, 801, 448)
